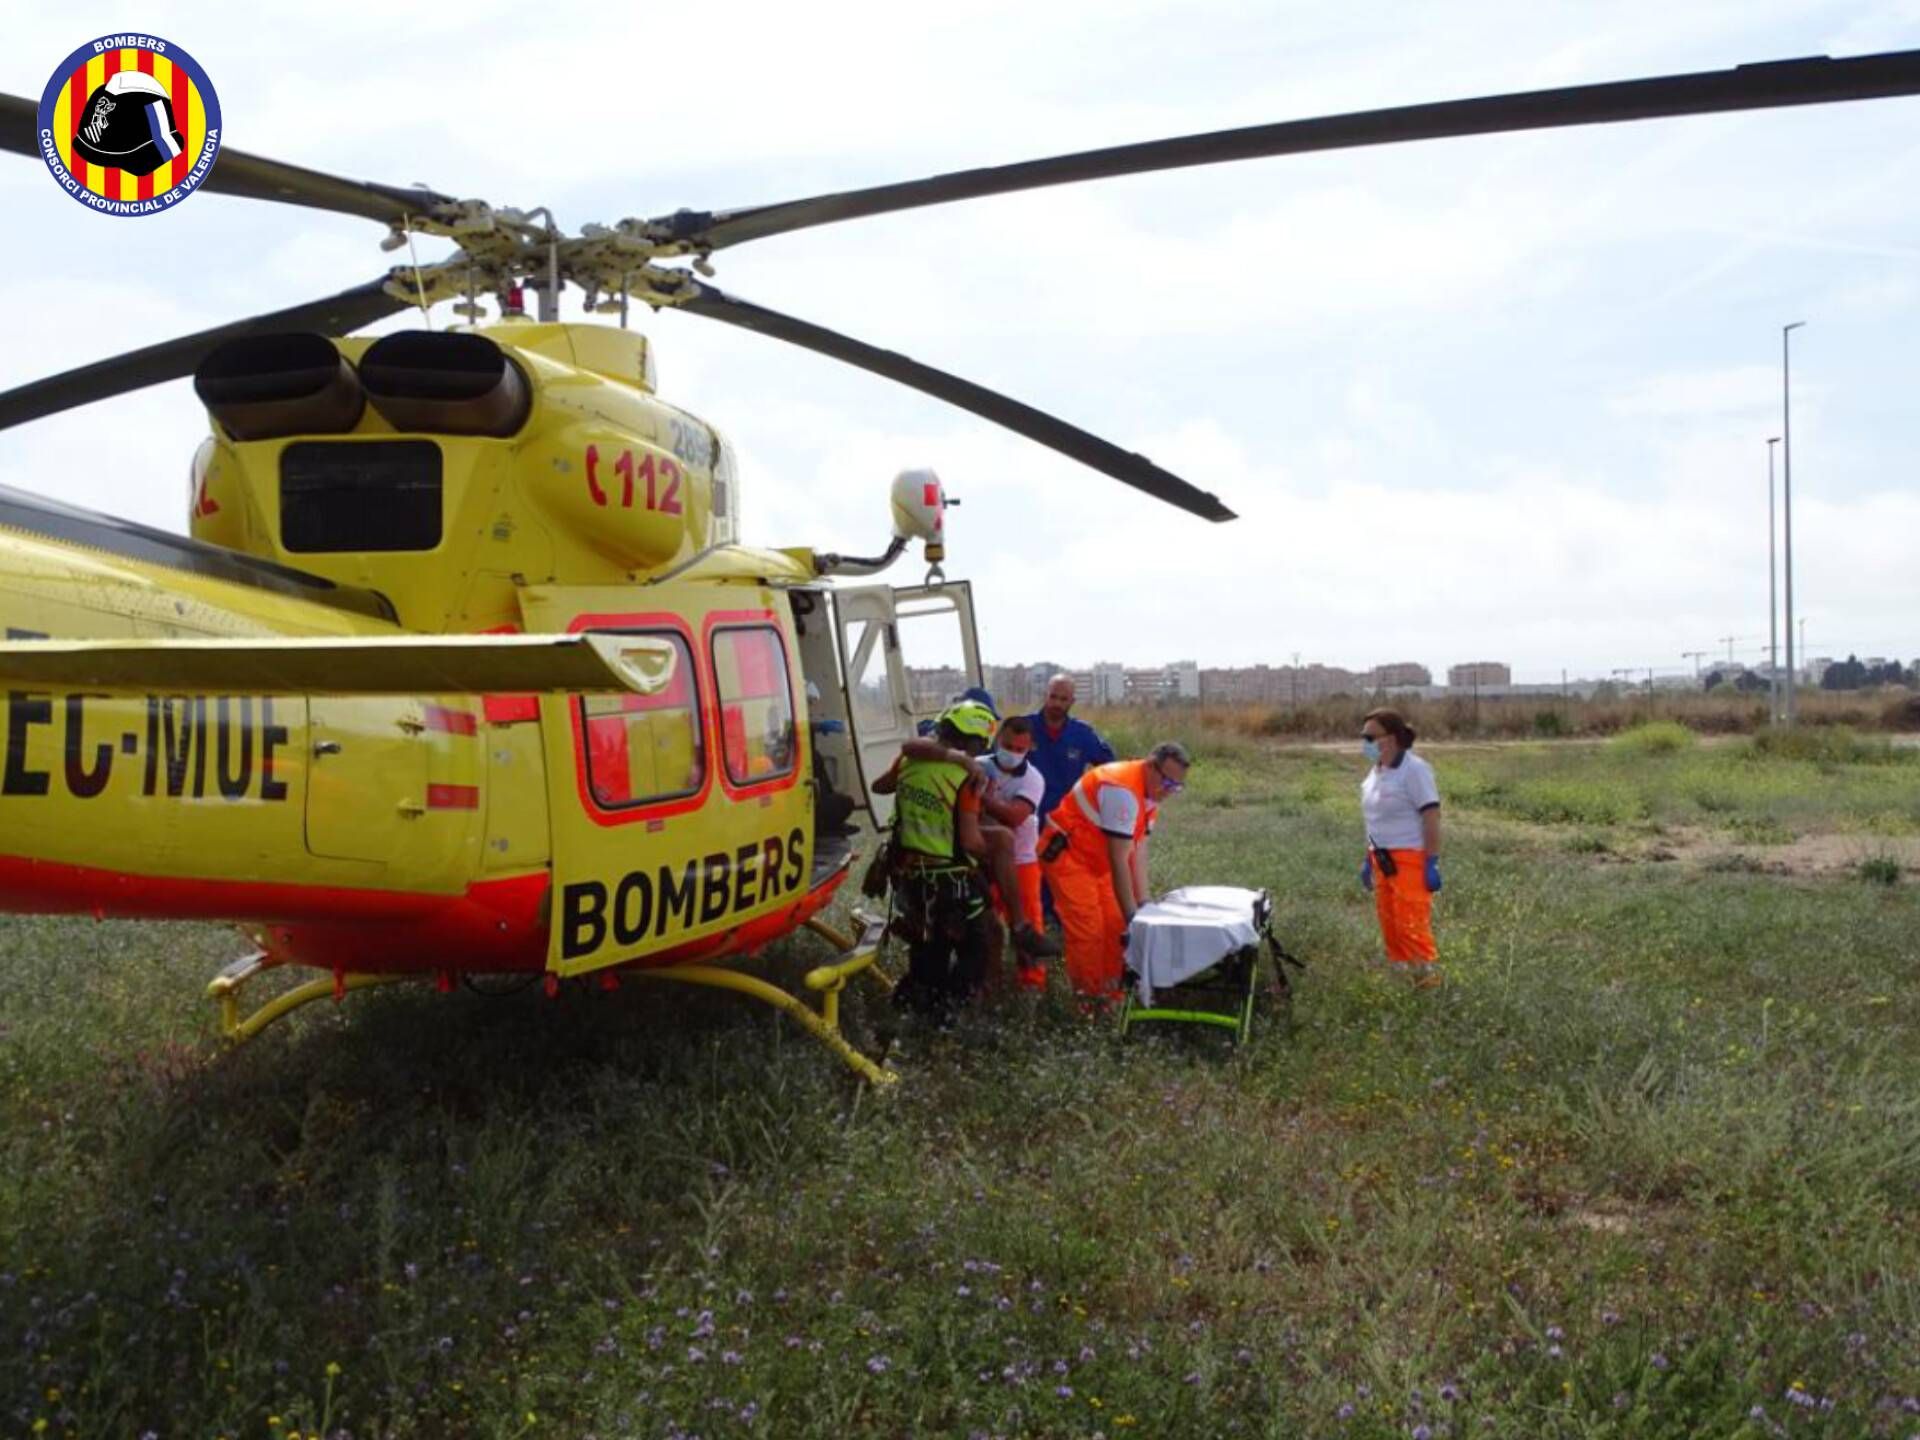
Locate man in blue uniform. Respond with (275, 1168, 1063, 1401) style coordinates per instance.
(1025, 673, 1116, 821)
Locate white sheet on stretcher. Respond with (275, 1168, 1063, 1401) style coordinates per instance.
(1124, 885, 1264, 1006)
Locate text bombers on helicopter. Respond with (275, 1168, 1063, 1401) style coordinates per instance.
(0, 50, 1915, 1081)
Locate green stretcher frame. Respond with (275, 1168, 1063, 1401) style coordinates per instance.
(1117, 894, 1302, 1047)
(1119, 946, 1262, 1044)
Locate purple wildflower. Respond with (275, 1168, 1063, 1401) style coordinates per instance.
(1650, 1352, 1670, 1371)
(867, 1355, 891, 1375)
(1337, 1403, 1355, 1421)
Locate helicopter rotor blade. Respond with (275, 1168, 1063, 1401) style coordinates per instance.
(674, 281, 1234, 522)
(650, 50, 1920, 252)
(0, 92, 460, 226)
(0, 278, 407, 433)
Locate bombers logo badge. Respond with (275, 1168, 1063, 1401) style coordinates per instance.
(35, 33, 221, 216)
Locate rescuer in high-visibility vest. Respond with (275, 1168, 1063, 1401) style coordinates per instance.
(888, 709, 1062, 970)
(1039, 741, 1191, 1000)
(870, 700, 1004, 1022)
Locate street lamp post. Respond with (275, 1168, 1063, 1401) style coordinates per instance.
(1782, 321, 1806, 724)
(1767, 435, 1781, 724)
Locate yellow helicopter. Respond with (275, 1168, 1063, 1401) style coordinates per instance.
(0, 50, 1916, 1082)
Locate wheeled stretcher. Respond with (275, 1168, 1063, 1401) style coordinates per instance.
(1119, 886, 1301, 1044)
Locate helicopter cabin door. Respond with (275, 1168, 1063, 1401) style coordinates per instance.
(527, 582, 813, 979)
(831, 579, 983, 826)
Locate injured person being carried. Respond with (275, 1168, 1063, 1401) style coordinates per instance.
(869, 699, 1060, 1022)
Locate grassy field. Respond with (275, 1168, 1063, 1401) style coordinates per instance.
(3, 727, 1918, 1438)
(1080, 687, 1920, 744)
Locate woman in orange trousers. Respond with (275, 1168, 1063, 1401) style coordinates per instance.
(1358, 708, 1443, 987)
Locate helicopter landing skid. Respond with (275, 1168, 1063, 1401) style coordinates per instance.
(630, 909, 897, 1085)
(206, 951, 412, 1043)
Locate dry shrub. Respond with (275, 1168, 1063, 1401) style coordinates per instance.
(1880, 694, 1920, 732)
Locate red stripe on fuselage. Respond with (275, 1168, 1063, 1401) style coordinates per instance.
(0, 851, 551, 973)
(423, 704, 479, 736)
(426, 783, 480, 810)
(0, 848, 852, 978)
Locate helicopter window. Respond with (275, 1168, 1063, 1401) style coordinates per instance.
(578, 630, 704, 809)
(711, 626, 796, 788)
(280, 441, 442, 553)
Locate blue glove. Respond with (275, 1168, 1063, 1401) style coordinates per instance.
(1359, 856, 1373, 892)
(1424, 856, 1443, 893)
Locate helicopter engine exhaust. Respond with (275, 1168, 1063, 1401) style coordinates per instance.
(359, 332, 531, 437)
(193, 333, 365, 441)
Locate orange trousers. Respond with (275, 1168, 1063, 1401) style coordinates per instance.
(1371, 848, 1437, 965)
(992, 862, 1049, 990)
(1045, 846, 1127, 997)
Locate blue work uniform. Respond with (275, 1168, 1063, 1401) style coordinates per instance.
(1024, 713, 1116, 819)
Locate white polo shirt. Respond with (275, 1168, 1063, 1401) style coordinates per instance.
(1360, 750, 1440, 851)
(987, 756, 1047, 864)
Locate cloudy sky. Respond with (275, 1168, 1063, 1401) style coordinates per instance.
(3, 1, 1917, 682)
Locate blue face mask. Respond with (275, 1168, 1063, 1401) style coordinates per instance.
(1361, 737, 1383, 763)
(994, 748, 1028, 772)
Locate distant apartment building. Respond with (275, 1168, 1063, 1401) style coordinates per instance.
(1121, 660, 1201, 704)
(906, 665, 966, 712)
(1368, 662, 1431, 690)
(1199, 664, 1284, 704)
(982, 662, 1059, 713)
(1447, 661, 1512, 688)
(1195, 662, 1362, 705)
(1067, 662, 1128, 707)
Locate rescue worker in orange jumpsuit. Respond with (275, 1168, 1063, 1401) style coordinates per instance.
(1039, 741, 1191, 1000)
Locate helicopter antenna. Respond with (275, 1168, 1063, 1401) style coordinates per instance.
(454, 263, 484, 324)
(519, 207, 563, 322)
(400, 218, 432, 330)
